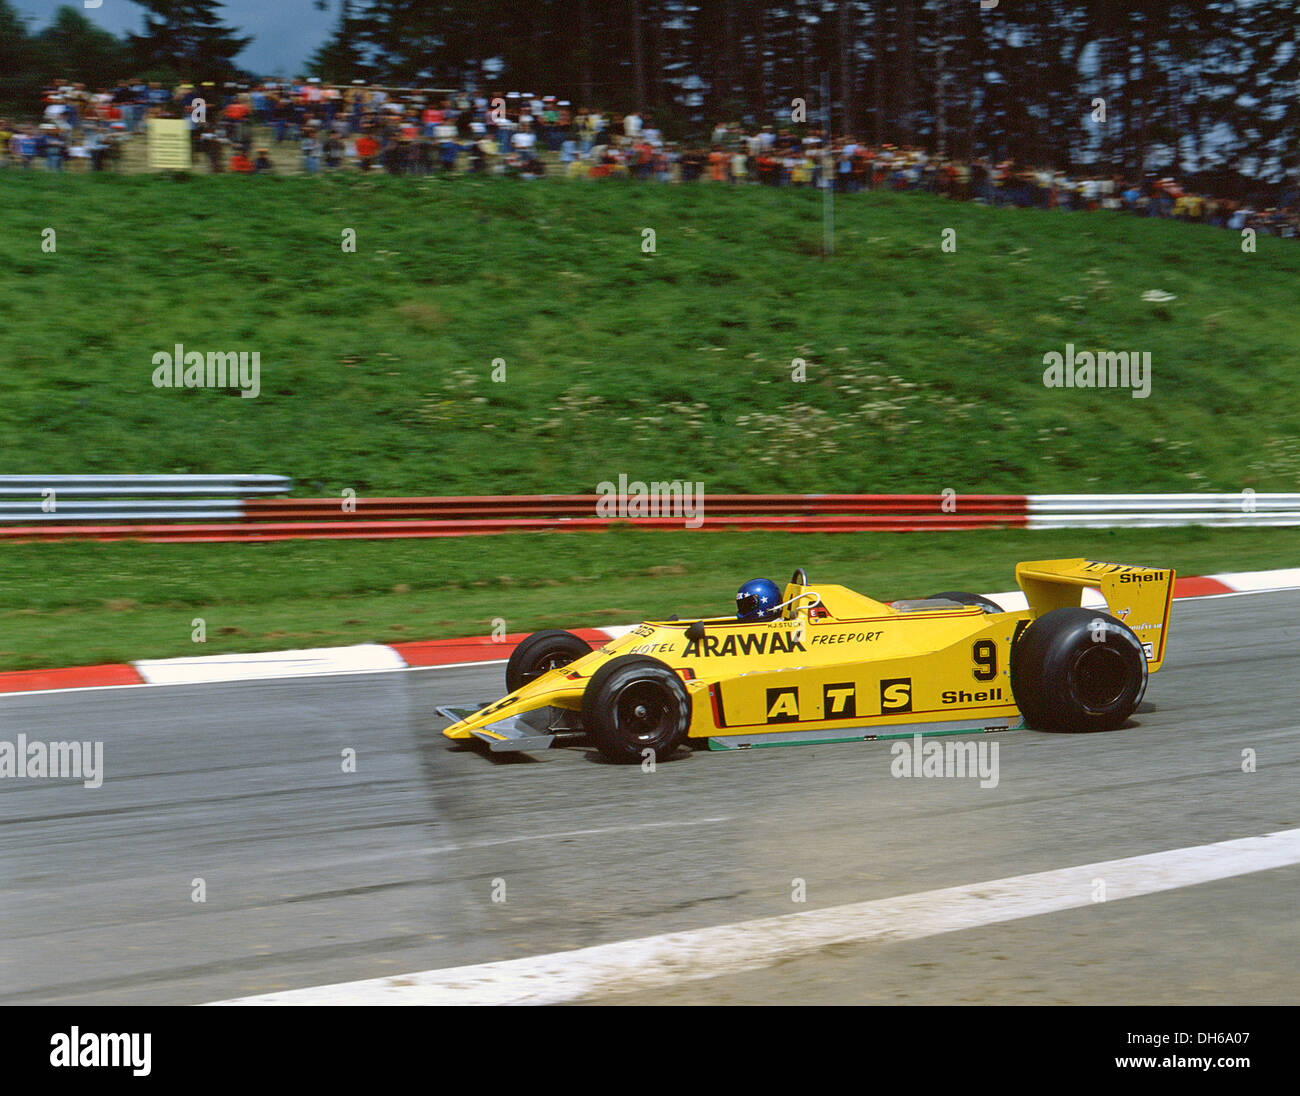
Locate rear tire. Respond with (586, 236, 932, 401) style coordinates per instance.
(1010, 608, 1147, 732)
(582, 655, 691, 764)
(505, 629, 592, 693)
(927, 591, 1004, 614)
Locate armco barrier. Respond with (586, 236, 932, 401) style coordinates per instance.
(241, 494, 1028, 520)
(0, 475, 291, 523)
(1027, 493, 1300, 528)
(1029, 493, 1300, 513)
(1, 492, 1296, 542)
(0, 513, 1029, 543)
(0, 474, 291, 496)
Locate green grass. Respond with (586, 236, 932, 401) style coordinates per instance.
(2, 172, 1298, 495)
(1, 526, 1296, 670)
(2, 173, 1298, 669)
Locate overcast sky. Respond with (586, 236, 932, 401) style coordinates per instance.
(17, 0, 337, 76)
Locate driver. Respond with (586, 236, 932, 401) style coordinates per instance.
(736, 578, 782, 622)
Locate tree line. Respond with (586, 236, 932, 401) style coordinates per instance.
(0, 1, 249, 110)
(4, 1, 1298, 186)
(313, 1, 1299, 185)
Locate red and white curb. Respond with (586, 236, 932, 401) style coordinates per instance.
(2, 568, 1298, 697)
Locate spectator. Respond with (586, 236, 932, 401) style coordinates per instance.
(42, 126, 66, 171)
(511, 120, 537, 166)
(439, 131, 460, 172)
(323, 130, 343, 170)
(198, 127, 224, 172)
(382, 135, 408, 174)
(301, 122, 321, 173)
(708, 144, 728, 182)
(355, 131, 379, 172)
(14, 74, 1298, 237)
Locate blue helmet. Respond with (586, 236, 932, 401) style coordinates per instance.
(736, 578, 782, 622)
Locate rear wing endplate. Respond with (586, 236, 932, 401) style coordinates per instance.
(1016, 558, 1175, 672)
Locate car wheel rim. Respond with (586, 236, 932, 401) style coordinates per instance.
(612, 681, 673, 743)
(1072, 645, 1129, 711)
(522, 649, 573, 684)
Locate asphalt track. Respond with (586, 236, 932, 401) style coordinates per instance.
(2, 590, 1297, 1005)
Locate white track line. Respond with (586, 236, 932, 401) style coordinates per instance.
(135, 643, 406, 685)
(1214, 568, 1300, 591)
(210, 826, 1300, 1006)
(0, 657, 515, 702)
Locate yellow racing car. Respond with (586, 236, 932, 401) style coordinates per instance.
(438, 559, 1174, 763)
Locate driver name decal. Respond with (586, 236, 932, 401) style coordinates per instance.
(683, 631, 808, 658)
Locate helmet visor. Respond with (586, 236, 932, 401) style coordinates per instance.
(736, 593, 760, 618)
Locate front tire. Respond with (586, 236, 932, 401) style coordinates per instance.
(505, 629, 593, 693)
(582, 655, 691, 764)
(1010, 607, 1147, 732)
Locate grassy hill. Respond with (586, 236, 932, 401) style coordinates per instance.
(2, 172, 1298, 495)
(1, 173, 1297, 669)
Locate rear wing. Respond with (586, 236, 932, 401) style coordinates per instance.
(1015, 558, 1175, 672)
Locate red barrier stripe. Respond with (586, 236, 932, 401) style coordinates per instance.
(244, 494, 1030, 520)
(0, 513, 1029, 543)
(246, 494, 1028, 506)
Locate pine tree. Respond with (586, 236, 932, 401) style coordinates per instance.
(310, 0, 372, 84)
(37, 6, 133, 89)
(1218, 0, 1300, 186)
(354, 1, 454, 86)
(127, 1, 252, 83)
(0, 0, 39, 111)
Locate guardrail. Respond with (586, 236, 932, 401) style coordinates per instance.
(1030, 493, 1300, 511)
(0, 475, 291, 523)
(0, 475, 291, 496)
(241, 494, 1028, 520)
(1027, 493, 1300, 528)
(0, 491, 1295, 541)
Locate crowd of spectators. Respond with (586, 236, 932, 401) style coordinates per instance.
(4, 77, 1297, 238)
(0, 80, 128, 171)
